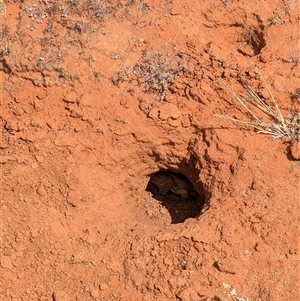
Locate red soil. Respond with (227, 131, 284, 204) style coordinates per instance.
(1, 1, 299, 300)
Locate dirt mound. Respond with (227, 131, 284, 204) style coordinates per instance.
(1, 0, 299, 300)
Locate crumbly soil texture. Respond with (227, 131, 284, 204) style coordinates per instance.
(1, 1, 299, 300)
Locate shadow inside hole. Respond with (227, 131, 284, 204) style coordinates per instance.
(145, 171, 205, 224)
(246, 27, 266, 55)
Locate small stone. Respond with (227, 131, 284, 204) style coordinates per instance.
(63, 91, 77, 103)
(36, 185, 47, 196)
(181, 115, 191, 128)
(163, 258, 173, 266)
(158, 103, 181, 121)
(214, 259, 237, 274)
(290, 141, 300, 160)
(148, 107, 159, 120)
(35, 155, 45, 163)
(1, 255, 13, 270)
(99, 282, 110, 291)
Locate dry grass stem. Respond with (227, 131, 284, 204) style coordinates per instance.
(216, 64, 300, 140)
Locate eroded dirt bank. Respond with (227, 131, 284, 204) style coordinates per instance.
(1, 1, 299, 300)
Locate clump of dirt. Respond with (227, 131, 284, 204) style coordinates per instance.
(1, 0, 299, 301)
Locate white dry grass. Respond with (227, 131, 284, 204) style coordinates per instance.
(222, 282, 249, 301)
(216, 63, 300, 140)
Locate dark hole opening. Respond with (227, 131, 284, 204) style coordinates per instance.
(145, 170, 205, 224)
(246, 28, 266, 55)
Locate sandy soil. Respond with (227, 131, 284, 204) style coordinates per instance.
(1, 0, 299, 300)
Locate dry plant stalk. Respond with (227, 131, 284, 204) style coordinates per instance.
(216, 63, 300, 140)
(126, 45, 185, 100)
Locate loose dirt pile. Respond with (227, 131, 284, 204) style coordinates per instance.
(1, 1, 299, 300)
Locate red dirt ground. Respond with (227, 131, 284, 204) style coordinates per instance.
(1, 1, 299, 300)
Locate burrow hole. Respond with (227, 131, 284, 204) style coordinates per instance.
(145, 170, 205, 224)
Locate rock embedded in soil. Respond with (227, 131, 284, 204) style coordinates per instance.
(290, 141, 300, 160)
